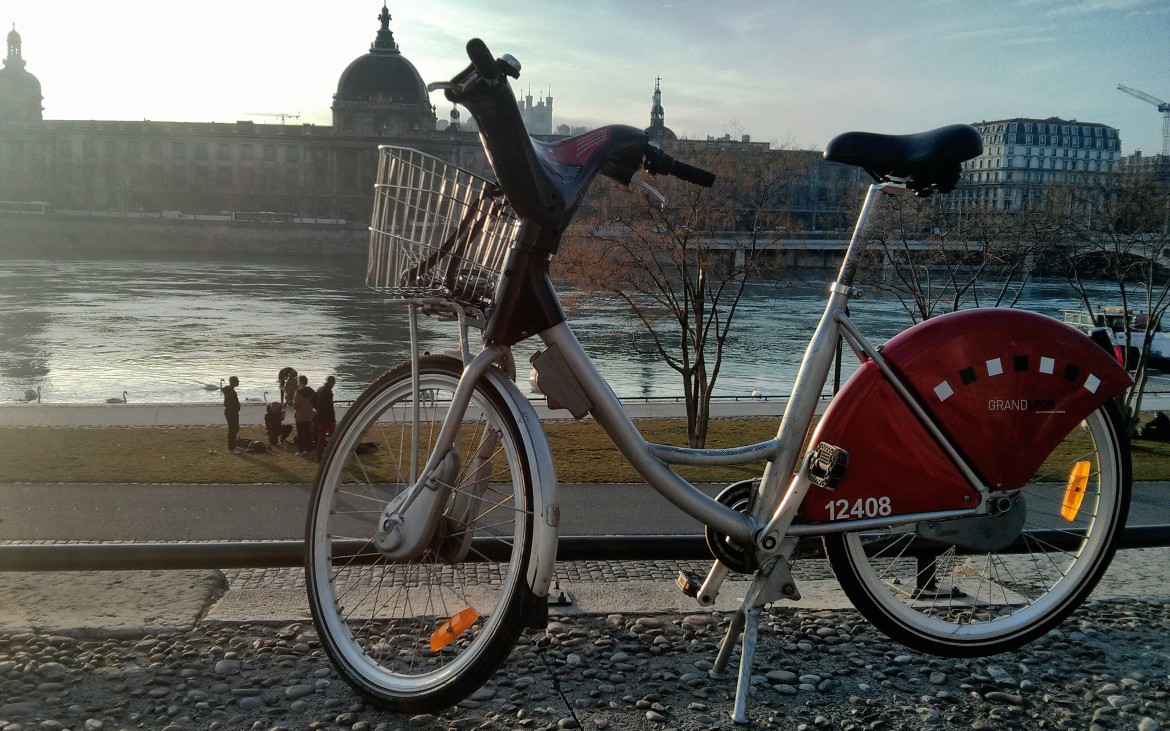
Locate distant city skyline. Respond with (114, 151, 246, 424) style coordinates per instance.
(5, 1, 1169, 155)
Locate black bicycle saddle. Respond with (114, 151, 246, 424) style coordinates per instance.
(824, 124, 983, 196)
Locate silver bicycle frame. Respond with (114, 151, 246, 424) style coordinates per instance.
(537, 183, 988, 548)
(406, 181, 991, 556)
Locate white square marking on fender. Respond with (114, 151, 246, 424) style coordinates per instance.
(1084, 374, 1101, 393)
(934, 381, 954, 402)
(1040, 357, 1055, 374)
(986, 358, 1003, 377)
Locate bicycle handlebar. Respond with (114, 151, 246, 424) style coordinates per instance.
(439, 39, 716, 229)
(645, 145, 717, 188)
(466, 38, 498, 82)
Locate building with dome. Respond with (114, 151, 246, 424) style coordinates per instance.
(332, 5, 434, 135)
(0, 25, 42, 123)
(0, 6, 480, 225)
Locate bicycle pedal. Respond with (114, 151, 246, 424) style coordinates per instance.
(807, 442, 850, 490)
(676, 571, 700, 598)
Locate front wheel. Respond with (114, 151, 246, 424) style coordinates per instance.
(824, 400, 1131, 657)
(305, 356, 536, 712)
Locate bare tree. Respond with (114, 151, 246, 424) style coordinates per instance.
(861, 193, 1042, 323)
(558, 146, 821, 447)
(1040, 175, 1170, 433)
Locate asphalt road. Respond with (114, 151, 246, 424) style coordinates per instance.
(1, 481, 1168, 542)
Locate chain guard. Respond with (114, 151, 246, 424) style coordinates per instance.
(705, 479, 759, 573)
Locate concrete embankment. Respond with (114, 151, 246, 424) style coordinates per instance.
(0, 397, 801, 427)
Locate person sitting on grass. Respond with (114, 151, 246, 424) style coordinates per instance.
(264, 400, 293, 446)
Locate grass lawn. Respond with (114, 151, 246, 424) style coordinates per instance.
(1, 416, 1168, 484)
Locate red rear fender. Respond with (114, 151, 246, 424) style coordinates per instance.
(798, 309, 1131, 522)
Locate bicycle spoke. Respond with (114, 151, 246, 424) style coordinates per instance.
(306, 358, 535, 710)
(828, 404, 1126, 656)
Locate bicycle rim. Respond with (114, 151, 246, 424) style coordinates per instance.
(825, 402, 1130, 656)
(306, 358, 534, 711)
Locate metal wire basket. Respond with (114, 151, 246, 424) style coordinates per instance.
(367, 146, 520, 311)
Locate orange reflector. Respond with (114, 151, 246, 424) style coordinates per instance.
(1062, 460, 1091, 522)
(430, 607, 479, 652)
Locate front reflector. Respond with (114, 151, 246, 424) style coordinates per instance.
(430, 607, 479, 652)
(1062, 460, 1091, 522)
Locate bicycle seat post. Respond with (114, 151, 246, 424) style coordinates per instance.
(834, 181, 898, 290)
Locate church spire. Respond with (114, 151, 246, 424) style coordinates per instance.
(371, 2, 399, 54)
(650, 76, 664, 128)
(646, 76, 675, 142)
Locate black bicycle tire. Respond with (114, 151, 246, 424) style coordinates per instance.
(305, 356, 535, 712)
(823, 399, 1131, 657)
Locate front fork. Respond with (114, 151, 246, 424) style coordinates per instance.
(373, 301, 511, 561)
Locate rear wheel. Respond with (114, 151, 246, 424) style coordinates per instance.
(824, 401, 1130, 657)
(305, 356, 535, 712)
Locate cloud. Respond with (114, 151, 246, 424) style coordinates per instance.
(1041, 0, 1151, 17)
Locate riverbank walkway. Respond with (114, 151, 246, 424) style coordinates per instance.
(2, 400, 1169, 632)
(0, 396, 809, 427)
(5, 390, 1170, 428)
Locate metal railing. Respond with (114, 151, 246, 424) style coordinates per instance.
(2, 526, 1168, 572)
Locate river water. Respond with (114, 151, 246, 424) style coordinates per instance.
(0, 251, 1124, 405)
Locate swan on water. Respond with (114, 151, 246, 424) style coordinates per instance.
(21, 386, 41, 403)
(106, 391, 127, 404)
(203, 378, 225, 391)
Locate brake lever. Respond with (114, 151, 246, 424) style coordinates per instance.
(427, 81, 458, 93)
(631, 176, 667, 210)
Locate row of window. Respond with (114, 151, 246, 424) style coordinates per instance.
(969, 162, 1117, 183)
(73, 141, 320, 163)
(1008, 146, 1115, 159)
(0, 140, 335, 164)
(981, 133, 1118, 150)
(971, 148, 1115, 166)
(983, 122, 1117, 138)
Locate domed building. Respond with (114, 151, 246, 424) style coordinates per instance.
(332, 4, 435, 135)
(0, 8, 486, 223)
(0, 24, 43, 123)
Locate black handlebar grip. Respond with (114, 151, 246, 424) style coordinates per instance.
(466, 38, 498, 81)
(668, 159, 716, 188)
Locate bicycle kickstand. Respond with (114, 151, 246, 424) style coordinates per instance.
(710, 557, 801, 725)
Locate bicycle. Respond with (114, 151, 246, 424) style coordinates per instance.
(304, 39, 1132, 724)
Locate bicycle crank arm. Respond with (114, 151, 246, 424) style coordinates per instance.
(695, 560, 730, 607)
(375, 449, 460, 560)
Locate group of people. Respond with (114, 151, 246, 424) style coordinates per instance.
(221, 368, 336, 459)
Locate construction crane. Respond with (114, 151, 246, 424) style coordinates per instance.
(245, 112, 301, 125)
(1117, 85, 1170, 156)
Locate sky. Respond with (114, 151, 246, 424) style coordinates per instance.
(4, 0, 1169, 155)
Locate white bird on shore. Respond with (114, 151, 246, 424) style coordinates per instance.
(106, 391, 127, 404)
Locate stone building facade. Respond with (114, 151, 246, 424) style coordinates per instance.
(0, 7, 485, 224)
(958, 117, 1123, 211)
(0, 9, 860, 237)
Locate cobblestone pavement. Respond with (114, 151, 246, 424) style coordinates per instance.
(221, 559, 839, 591)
